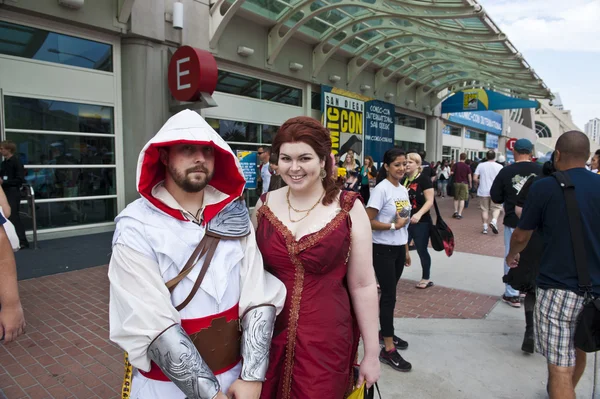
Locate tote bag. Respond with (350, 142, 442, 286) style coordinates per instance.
(429, 199, 454, 257)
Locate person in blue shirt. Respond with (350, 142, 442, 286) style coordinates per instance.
(506, 131, 600, 399)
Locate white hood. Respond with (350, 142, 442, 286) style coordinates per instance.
(136, 109, 246, 224)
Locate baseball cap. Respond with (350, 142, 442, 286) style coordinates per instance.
(514, 139, 533, 153)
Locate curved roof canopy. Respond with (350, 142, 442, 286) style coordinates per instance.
(210, 0, 552, 99)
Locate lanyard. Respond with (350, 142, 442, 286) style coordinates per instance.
(403, 173, 420, 188)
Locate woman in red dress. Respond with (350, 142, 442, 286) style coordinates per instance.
(251, 117, 380, 399)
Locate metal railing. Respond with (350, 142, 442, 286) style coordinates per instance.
(19, 184, 38, 250)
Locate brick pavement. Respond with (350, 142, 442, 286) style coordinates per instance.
(432, 195, 506, 258)
(0, 267, 122, 399)
(1, 263, 499, 398)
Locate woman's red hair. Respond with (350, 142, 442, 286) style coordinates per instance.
(272, 116, 340, 205)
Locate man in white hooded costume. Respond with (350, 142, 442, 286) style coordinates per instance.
(109, 110, 286, 399)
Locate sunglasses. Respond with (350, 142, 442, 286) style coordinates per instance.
(257, 152, 264, 155)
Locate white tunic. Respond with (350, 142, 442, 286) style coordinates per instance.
(109, 184, 286, 398)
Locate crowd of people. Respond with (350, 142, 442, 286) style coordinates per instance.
(1, 112, 600, 399)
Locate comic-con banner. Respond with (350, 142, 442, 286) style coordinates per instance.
(322, 87, 367, 164)
(364, 100, 395, 167)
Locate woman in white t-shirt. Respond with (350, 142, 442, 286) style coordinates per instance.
(366, 148, 413, 373)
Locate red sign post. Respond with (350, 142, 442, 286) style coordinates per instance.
(168, 46, 218, 102)
(506, 138, 517, 152)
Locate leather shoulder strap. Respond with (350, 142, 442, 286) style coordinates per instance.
(164, 235, 221, 311)
(175, 236, 220, 311)
(552, 171, 591, 292)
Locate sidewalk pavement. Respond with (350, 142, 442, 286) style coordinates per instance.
(375, 250, 597, 399)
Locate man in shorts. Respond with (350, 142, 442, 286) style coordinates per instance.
(506, 131, 600, 399)
(474, 150, 503, 234)
(451, 153, 472, 219)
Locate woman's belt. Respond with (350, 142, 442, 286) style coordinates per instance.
(140, 304, 241, 381)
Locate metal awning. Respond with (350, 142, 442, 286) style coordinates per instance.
(209, 0, 552, 100)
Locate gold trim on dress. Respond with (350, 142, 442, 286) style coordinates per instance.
(256, 191, 360, 398)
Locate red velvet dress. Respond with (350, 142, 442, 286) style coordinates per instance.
(256, 191, 361, 399)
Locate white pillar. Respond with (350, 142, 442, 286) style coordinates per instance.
(426, 115, 443, 161)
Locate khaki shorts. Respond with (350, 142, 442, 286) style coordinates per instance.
(453, 183, 469, 201)
(479, 196, 503, 212)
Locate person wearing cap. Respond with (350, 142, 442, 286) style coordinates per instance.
(490, 138, 542, 308)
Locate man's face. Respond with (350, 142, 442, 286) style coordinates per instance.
(591, 154, 600, 171)
(0, 146, 9, 158)
(258, 148, 269, 163)
(161, 144, 215, 193)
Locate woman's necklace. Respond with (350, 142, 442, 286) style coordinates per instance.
(286, 188, 325, 223)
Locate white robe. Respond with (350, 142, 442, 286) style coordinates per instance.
(109, 184, 286, 398)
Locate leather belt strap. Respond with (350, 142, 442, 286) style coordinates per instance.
(165, 235, 221, 311)
(190, 316, 241, 373)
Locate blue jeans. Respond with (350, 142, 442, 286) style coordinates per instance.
(504, 226, 520, 297)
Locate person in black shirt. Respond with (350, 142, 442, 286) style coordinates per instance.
(0, 141, 28, 249)
(490, 139, 541, 307)
(506, 154, 555, 354)
(403, 152, 434, 289)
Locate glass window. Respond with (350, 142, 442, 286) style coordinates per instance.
(261, 125, 279, 144)
(6, 132, 115, 165)
(0, 21, 113, 72)
(394, 140, 424, 152)
(311, 92, 321, 110)
(206, 118, 259, 143)
(442, 125, 461, 137)
(466, 130, 486, 142)
(216, 70, 302, 106)
(395, 113, 425, 129)
(21, 198, 117, 230)
(5, 96, 114, 134)
(25, 168, 116, 200)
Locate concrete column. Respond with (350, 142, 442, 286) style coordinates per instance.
(120, 38, 170, 205)
(426, 115, 443, 162)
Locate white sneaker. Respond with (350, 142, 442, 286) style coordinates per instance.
(482, 229, 488, 234)
(490, 222, 499, 234)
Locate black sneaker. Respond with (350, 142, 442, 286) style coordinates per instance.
(502, 295, 521, 308)
(452, 212, 458, 218)
(379, 332, 408, 350)
(521, 330, 534, 354)
(379, 348, 412, 372)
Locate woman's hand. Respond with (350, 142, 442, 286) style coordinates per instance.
(356, 354, 380, 389)
(405, 252, 411, 267)
(410, 213, 422, 224)
(395, 215, 410, 228)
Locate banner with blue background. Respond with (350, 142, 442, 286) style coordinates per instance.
(448, 111, 503, 135)
(364, 100, 395, 165)
(236, 150, 257, 190)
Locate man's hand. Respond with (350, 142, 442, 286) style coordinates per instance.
(0, 302, 26, 344)
(214, 392, 228, 399)
(227, 379, 262, 399)
(506, 253, 520, 269)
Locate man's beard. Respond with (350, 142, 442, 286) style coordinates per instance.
(168, 164, 214, 193)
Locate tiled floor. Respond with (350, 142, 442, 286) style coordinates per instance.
(0, 196, 504, 398)
(0, 267, 122, 399)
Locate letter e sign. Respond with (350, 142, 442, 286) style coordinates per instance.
(168, 46, 218, 102)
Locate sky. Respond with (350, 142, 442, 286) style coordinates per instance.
(478, 0, 600, 129)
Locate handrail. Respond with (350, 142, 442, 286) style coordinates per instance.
(20, 184, 38, 250)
